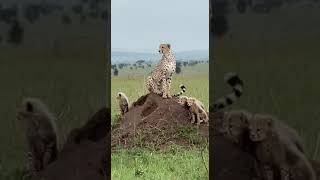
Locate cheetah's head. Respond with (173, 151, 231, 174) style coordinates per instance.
(16, 98, 42, 133)
(117, 92, 123, 100)
(186, 98, 196, 107)
(248, 114, 274, 142)
(221, 110, 250, 140)
(158, 43, 171, 55)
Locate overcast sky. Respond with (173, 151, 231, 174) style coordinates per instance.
(112, 0, 208, 52)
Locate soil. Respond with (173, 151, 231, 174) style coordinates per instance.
(30, 107, 111, 180)
(112, 93, 209, 150)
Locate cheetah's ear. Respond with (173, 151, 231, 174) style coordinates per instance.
(26, 102, 33, 112)
(167, 44, 171, 49)
(266, 118, 273, 127)
(240, 112, 249, 125)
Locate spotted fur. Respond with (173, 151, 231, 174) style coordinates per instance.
(173, 84, 187, 97)
(117, 92, 129, 115)
(146, 43, 176, 98)
(16, 97, 58, 174)
(212, 72, 244, 112)
(248, 114, 316, 180)
(176, 96, 208, 124)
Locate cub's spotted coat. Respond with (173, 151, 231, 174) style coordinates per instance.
(117, 92, 129, 115)
(176, 96, 208, 124)
(16, 98, 58, 176)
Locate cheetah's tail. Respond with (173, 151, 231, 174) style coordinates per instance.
(173, 84, 187, 97)
(211, 72, 243, 112)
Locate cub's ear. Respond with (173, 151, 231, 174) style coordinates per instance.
(167, 44, 171, 49)
(266, 117, 273, 127)
(240, 112, 249, 125)
(26, 102, 33, 112)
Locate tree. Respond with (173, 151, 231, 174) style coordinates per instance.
(101, 9, 108, 20)
(183, 61, 188, 67)
(176, 61, 182, 74)
(72, 4, 83, 15)
(24, 4, 41, 24)
(114, 68, 119, 76)
(212, 15, 229, 37)
(61, 14, 72, 24)
(7, 20, 24, 45)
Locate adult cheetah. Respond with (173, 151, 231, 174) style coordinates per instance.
(146, 43, 178, 98)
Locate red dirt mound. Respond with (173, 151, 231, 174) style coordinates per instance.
(112, 93, 209, 149)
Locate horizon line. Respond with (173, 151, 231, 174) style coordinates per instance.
(112, 48, 209, 53)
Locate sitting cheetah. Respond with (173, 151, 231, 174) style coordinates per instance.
(146, 43, 176, 98)
(175, 95, 208, 124)
(248, 114, 316, 180)
(16, 98, 58, 176)
(116, 92, 129, 115)
(186, 97, 208, 124)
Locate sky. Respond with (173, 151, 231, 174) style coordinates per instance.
(112, 0, 208, 53)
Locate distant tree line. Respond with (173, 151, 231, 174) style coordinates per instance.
(111, 59, 208, 76)
(211, 0, 319, 38)
(0, 0, 109, 46)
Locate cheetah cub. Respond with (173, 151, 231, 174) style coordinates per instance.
(16, 97, 58, 175)
(220, 110, 252, 145)
(116, 92, 129, 115)
(248, 114, 316, 180)
(186, 97, 208, 125)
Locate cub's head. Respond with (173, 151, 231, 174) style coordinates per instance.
(117, 92, 125, 100)
(158, 43, 171, 54)
(16, 98, 46, 132)
(186, 98, 196, 107)
(177, 96, 188, 106)
(221, 110, 250, 141)
(248, 114, 274, 142)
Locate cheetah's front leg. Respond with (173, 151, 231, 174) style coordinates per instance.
(196, 112, 202, 125)
(147, 76, 161, 94)
(161, 78, 168, 98)
(191, 113, 196, 124)
(166, 77, 172, 98)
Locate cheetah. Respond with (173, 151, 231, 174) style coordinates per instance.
(146, 43, 176, 98)
(173, 84, 186, 97)
(16, 97, 58, 176)
(116, 92, 129, 115)
(175, 95, 208, 124)
(211, 72, 244, 112)
(186, 97, 208, 125)
(248, 114, 316, 180)
(220, 110, 252, 145)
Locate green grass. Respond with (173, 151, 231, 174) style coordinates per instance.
(111, 63, 209, 179)
(112, 146, 209, 180)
